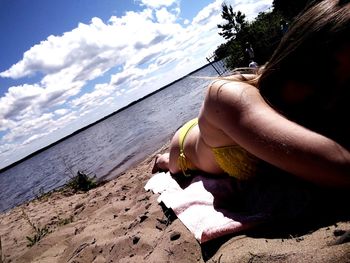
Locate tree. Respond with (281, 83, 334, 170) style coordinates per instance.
(215, 3, 250, 68)
(214, 42, 230, 60)
(215, 2, 295, 69)
(246, 11, 284, 64)
(223, 40, 245, 68)
(217, 3, 248, 40)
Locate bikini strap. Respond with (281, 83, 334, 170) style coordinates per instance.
(178, 118, 198, 177)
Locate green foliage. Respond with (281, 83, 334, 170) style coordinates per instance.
(23, 210, 74, 247)
(26, 227, 49, 247)
(65, 171, 97, 192)
(223, 40, 245, 68)
(215, 1, 326, 69)
(22, 209, 50, 247)
(61, 157, 99, 194)
(22, 208, 75, 247)
(218, 3, 248, 40)
(215, 1, 287, 69)
(217, 3, 235, 39)
(58, 215, 74, 226)
(214, 42, 230, 60)
(246, 11, 284, 64)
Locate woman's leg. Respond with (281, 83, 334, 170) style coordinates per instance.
(152, 130, 182, 174)
(152, 153, 170, 173)
(168, 130, 182, 174)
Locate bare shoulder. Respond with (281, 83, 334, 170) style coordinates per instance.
(207, 78, 261, 107)
(209, 74, 258, 90)
(212, 73, 256, 82)
(202, 78, 263, 129)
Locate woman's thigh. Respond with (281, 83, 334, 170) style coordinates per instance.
(168, 130, 181, 174)
(167, 125, 223, 175)
(192, 131, 224, 174)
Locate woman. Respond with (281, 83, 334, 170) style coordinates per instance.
(154, 0, 350, 188)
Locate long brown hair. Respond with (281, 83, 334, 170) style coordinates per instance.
(257, 0, 350, 147)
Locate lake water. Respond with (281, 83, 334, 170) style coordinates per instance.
(0, 65, 219, 212)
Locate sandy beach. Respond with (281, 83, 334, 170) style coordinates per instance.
(1, 143, 350, 263)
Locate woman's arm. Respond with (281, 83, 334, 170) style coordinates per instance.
(200, 80, 350, 188)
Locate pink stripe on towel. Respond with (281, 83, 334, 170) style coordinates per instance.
(145, 172, 264, 243)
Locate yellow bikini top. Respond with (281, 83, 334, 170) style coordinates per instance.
(177, 118, 258, 180)
(212, 145, 258, 180)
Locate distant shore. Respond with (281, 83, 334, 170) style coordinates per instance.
(0, 63, 211, 173)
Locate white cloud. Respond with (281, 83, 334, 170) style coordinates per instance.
(226, 0, 272, 20)
(0, 0, 273, 167)
(2, 113, 55, 143)
(23, 132, 51, 145)
(0, 84, 44, 120)
(54, 108, 69, 116)
(192, 0, 222, 25)
(1, 17, 125, 79)
(0, 143, 12, 154)
(155, 7, 177, 24)
(138, 0, 177, 9)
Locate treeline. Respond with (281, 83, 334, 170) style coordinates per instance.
(215, 0, 323, 69)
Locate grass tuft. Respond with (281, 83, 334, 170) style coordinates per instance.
(65, 170, 97, 192)
(22, 209, 50, 247)
(58, 215, 74, 226)
(26, 227, 49, 247)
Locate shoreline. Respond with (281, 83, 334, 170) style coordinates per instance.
(0, 64, 210, 173)
(1, 144, 350, 262)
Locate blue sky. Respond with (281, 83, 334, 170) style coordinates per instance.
(0, 0, 272, 169)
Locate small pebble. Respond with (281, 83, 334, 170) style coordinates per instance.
(296, 237, 304, 242)
(140, 215, 148, 222)
(170, 231, 181, 241)
(333, 231, 350, 245)
(157, 218, 167, 225)
(132, 236, 140, 244)
(334, 229, 346, 237)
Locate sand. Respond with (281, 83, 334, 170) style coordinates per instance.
(1, 144, 350, 263)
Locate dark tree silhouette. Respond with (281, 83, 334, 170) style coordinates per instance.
(215, 2, 284, 68)
(217, 3, 248, 40)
